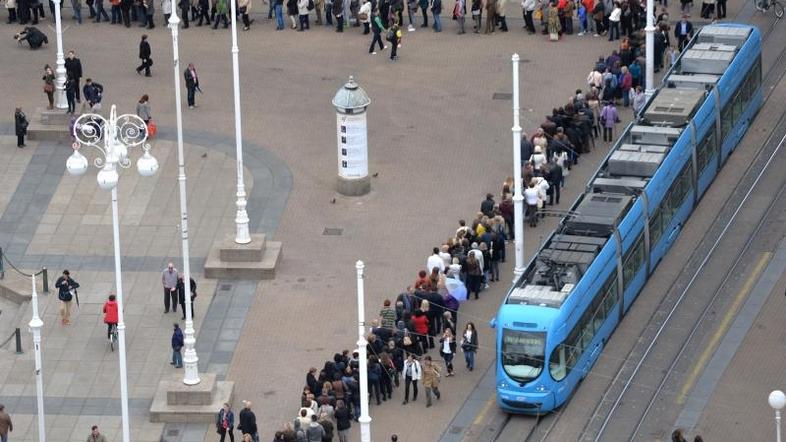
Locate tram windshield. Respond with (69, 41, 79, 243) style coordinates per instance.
(501, 329, 545, 384)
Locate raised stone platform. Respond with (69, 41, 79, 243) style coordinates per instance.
(149, 372, 234, 423)
(27, 107, 73, 142)
(203, 234, 282, 280)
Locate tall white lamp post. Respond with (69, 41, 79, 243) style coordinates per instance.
(355, 261, 371, 442)
(167, 6, 200, 386)
(29, 274, 45, 442)
(228, 0, 251, 245)
(770, 390, 786, 442)
(67, 106, 159, 442)
(511, 54, 525, 281)
(644, 0, 655, 96)
(51, 0, 68, 109)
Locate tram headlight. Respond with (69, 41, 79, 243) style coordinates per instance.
(535, 384, 548, 393)
(499, 380, 510, 389)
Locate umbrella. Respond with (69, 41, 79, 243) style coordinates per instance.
(445, 277, 467, 302)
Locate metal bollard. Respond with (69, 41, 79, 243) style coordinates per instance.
(42, 267, 48, 293)
(0, 246, 4, 280)
(14, 328, 22, 354)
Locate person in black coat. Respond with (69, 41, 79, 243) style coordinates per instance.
(334, 401, 352, 440)
(176, 273, 197, 320)
(673, 14, 693, 51)
(64, 50, 83, 102)
(184, 63, 199, 108)
(237, 401, 258, 441)
(136, 34, 152, 77)
(546, 160, 563, 205)
(14, 107, 28, 148)
(14, 26, 48, 49)
(425, 289, 444, 348)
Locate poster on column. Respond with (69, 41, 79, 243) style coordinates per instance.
(336, 113, 368, 179)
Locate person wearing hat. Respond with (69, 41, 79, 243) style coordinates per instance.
(238, 401, 259, 442)
(674, 14, 693, 51)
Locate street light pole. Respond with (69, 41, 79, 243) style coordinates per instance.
(645, 0, 655, 96)
(511, 54, 525, 282)
(168, 6, 200, 386)
(29, 274, 45, 442)
(52, 0, 68, 109)
(355, 261, 371, 442)
(770, 390, 786, 442)
(229, 0, 251, 245)
(67, 106, 159, 442)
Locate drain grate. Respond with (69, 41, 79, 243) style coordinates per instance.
(220, 284, 232, 291)
(492, 92, 513, 100)
(166, 429, 180, 437)
(323, 228, 343, 236)
(449, 426, 464, 434)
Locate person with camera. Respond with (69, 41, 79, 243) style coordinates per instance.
(55, 270, 80, 326)
(14, 26, 48, 49)
(42, 64, 55, 109)
(14, 107, 28, 148)
(82, 78, 104, 111)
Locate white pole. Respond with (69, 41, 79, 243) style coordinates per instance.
(169, 6, 200, 387)
(511, 54, 525, 282)
(52, 0, 68, 109)
(355, 261, 371, 442)
(644, 0, 655, 96)
(110, 183, 132, 442)
(29, 274, 45, 442)
(229, 0, 251, 245)
(778, 410, 783, 442)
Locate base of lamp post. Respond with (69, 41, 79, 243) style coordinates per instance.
(337, 175, 371, 196)
(203, 234, 282, 280)
(149, 372, 235, 423)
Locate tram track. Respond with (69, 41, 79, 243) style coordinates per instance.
(579, 16, 786, 441)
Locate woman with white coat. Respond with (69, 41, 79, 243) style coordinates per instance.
(297, 0, 310, 29)
(530, 145, 547, 170)
(358, 0, 370, 33)
(402, 354, 422, 405)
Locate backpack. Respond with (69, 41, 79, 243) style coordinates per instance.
(307, 0, 314, 9)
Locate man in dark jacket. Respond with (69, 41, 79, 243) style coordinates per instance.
(184, 63, 199, 108)
(238, 401, 259, 442)
(64, 50, 83, 102)
(674, 14, 693, 51)
(176, 273, 197, 320)
(480, 193, 495, 217)
(333, 0, 343, 31)
(14, 26, 48, 49)
(14, 107, 28, 148)
(171, 323, 184, 368)
(83, 78, 103, 110)
(546, 160, 563, 205)
(136, 34, 152, 77)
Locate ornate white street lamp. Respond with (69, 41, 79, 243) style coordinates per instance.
(770, 390, 786, 442)
(67, 105, 159, 442)
(168, 7, 200, 385)
(228, 0, 251, 244)
(29, 274, 45, 442)
(355, 261, 371, 442)
(52, 0, 68, 109)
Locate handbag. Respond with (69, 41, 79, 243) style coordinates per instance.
(533, 8, 542, 19)
(44, 83, 54, 93)
(146, 120, 158, 137)
(403, 335, 413, 346)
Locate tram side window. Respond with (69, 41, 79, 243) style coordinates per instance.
(549, 270, 618, 382)
(649, 208, 664, 246)
(623, 234, 645, 290)
(696, 129, 717, 174)
(720, 57, 762, 142)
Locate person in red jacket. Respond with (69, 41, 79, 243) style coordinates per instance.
(103, 294, 119, 340)
(411, 309, 430, 353)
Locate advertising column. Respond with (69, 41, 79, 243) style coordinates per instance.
(332, 76, 371, 196)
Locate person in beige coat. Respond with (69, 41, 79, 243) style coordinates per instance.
(238, 0, 252, 29)
(0, 404, 12, 441)
(421, 356, 442, 407)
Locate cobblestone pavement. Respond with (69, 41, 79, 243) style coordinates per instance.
(0, 10, 630, 441)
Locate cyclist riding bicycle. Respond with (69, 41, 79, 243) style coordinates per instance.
(103, 294, 119, 341)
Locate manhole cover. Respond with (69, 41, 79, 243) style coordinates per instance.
(263, 390, 276, 396)
(449, 426, 464, 434)
(323, 228, 343, 236)
(166, 429, 180, 436)
(521, 58, 531, 63)
(220, 284, 232, 291)
(492, 92, 512, 100)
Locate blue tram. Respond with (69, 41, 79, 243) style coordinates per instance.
(493, 23, 763, 414)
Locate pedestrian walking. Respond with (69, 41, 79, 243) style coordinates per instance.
(674, 14, 693, 51)
(216, 403, 235, 442)
(65, 73, 77, 114)
(55, 270, 79, 325)
(183, 63, 199, 108)
(421, 355, 441, 407)
(177, 273, 197, 320)
(431, 0, 441, 31)
(401, 353, 421, 404)
(136, 94, 151, 123)
(238, 401, 259, 442)
(143, 0, 154, 26)
(388, 18, 401, 60)
(136, 34, 152, 76)
(162, 262, 178, 313)
(460, 322, 478, 371)
(42, 64, 55, 109)
(171, 323, 184, 368)
(439, 328, 456, 376)
(212, 0, 228, 27)
(87, 425, 107, 442)
(334, 400, 351, 442)
(82, 78, 103, 111)
(0, 405, 12, 442)
(238, 0, 251, 29)
(297, 0, 309, 29)
(368, 9, 385, 53)
(14, 107, 28, 148)
(94, 0, 110, 21)
(453, 0, 464, 33)
(599, 100, 619, 142)
(274, 0, 285, 28)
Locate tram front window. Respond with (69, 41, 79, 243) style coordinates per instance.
(501, 329, 545, 384)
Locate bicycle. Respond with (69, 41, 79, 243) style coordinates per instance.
(108, 323, 118, 352)
(756, 0, 785, 18)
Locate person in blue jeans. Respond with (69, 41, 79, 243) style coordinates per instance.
(70, 0, 83, 23)
(431, 0, 441, 31)
(461, 322, 478, 371)
(274, 0, 285, 29)
(171, 323, 184, 368)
